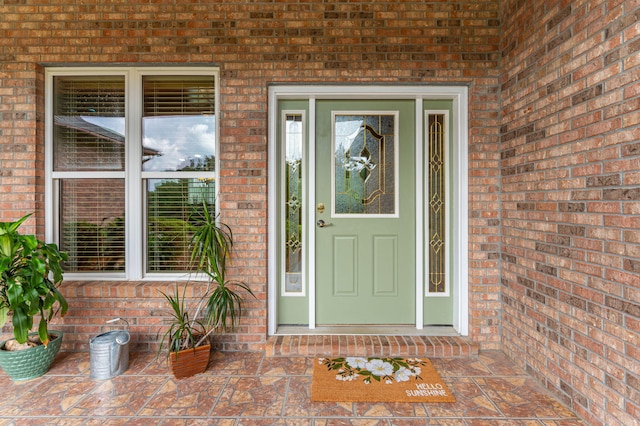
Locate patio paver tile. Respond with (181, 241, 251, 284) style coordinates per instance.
(0, 350, 585, 424)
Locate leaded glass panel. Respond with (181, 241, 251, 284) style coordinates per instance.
(284, 114, 303, 294)
(334, 114, 396, 215)
(428, 114, 446, 293)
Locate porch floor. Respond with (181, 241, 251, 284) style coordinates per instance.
(0, 349, 585, 425)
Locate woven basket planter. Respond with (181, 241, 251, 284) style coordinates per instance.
(0, 330, 63, 381)
(169, 344, 211, 379)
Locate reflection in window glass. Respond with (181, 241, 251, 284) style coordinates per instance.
(334, 114, 396, 215)
(142, 76, 216, 172)
(59, 179, 125, 272)
(53, 76, 126, 172)
(284, 114, 303, 294)
(146, 178, 216, 273)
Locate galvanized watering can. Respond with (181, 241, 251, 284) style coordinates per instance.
(89, 318, 130, 380)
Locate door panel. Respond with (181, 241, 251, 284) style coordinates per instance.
(333, 236, 358, 295)
(315, 100, 415, 325)
(373, 235, 397, 295)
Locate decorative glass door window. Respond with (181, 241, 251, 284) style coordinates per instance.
(426, 112, 448, 295)
(282, 113, 304, 295)
(332, 113, 398, 217)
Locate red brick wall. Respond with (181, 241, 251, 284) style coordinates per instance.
(54, 281, 215, 353)
(0, 0, 503, 352)
(500, 0, 640, 424)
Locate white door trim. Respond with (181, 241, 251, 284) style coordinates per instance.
(268, 85, 469, 336)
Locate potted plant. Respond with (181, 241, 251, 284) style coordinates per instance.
(0, 213, 68, 381)
(157, 202, 254, 378)
(157, 285, 212, 379)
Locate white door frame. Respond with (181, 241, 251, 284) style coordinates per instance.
(267, 85, 469, 336)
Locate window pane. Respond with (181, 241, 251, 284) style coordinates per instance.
(427, 114, 446, 293)
(59, 179, 125, 273)
(284, 114, 303, 294)
(146, 178, 216, 273)
(53, 76, 126, 171)
(142, 76, 216, 172)
(334, 114, 396, 215)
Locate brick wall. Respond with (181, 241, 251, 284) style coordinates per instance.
(3, 1, 638, 423)
(0, 0, 502, 351)
(500, 0, 640, 425)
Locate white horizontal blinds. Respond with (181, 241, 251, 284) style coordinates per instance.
(143, 76, 216, 273)
(53, 76, 126, 171)
(143, 76, 215, 117)
(52, 76, 126, 273)
(59, 179, 126, 273)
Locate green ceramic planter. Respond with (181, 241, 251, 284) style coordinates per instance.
(0, 330, 63, 381)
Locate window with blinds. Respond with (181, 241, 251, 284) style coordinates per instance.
(53, 76, 126, 171)
(52, 76, 126, 273)
(59, 179, 125, 272)
(141, 76, 216, 173)
(142, 76, 217, 273)
(48, 68, 218, 278)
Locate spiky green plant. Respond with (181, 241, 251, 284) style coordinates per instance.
(188, 201, 254, 332)
(157, 286, 208, 354)
(0, 214, 68, 346)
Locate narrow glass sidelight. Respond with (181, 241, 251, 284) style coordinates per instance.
(427, 113, 447, 294)
(333, 113, 397, 216)
(283, 113, 304, 295)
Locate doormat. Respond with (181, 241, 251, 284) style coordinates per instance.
(311, 357, 455, 403)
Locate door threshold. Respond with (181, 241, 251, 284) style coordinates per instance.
(274, 325, 459, 336)
(266, 329, 478, 357)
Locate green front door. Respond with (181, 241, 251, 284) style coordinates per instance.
(315, 100, 416, 325)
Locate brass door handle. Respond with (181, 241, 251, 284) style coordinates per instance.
(317, 219, 333, 228)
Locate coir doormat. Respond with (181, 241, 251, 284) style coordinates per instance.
(311, 357, 455, 403)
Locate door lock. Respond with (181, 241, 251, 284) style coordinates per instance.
(317, 203, 325, 213)
(317, 219, 333, 228)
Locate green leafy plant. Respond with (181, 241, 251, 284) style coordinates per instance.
(157, 201, 255, 362)
(157, 286, 209, 354)
(0, 214, 68, 346)
(188, 201, 254, 332)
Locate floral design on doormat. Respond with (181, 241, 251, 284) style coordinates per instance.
(319, 357, 427, 385)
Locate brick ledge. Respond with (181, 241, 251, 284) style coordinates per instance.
(266, 335, 479, 358)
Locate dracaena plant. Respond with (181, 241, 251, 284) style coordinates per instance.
(157, 201, 255, 360)
(0, 214, 68, 346)
(188, 201, 254, 332)
(157, 285, 209, 354)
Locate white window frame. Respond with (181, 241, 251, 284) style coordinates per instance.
(45, 66, 220, 281)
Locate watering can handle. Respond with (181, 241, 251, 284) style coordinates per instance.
(106, 317, 130, 327)
(110, 332, 130, 376)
